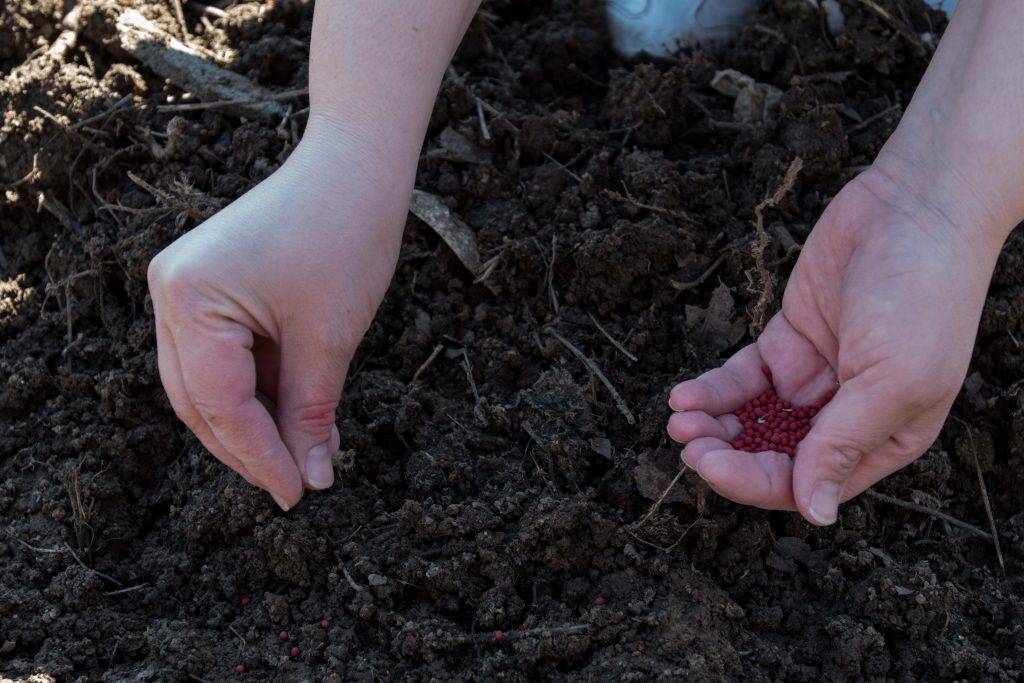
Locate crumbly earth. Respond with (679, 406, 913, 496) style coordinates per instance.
(2, 0, 1022, 680)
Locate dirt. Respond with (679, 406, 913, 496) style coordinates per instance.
(1, 0, 1022, 680)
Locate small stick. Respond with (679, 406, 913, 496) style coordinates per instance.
(632, 466, 687, 529)
(960, 425, 1005, 572)
(670, 253, 726, 292)
(457, 624, 588, 644)
(460, 349, 481, 404)
(863, 489, 992, 541)
(602, 187, 691, 222)
(157, 87, 310, 113)
(546, 236, 559, 317)
(193, 1, 227, 18)
(750, 157, 803, 334)
(105, 583, 149, 596)
(475, 97, 491, 141)
(411, 344, 444, 383)
(14, 538, 122, 585)
(845, 103, 901, 133)
(544, 326, 635, 425)
(228, 625, 247, 650)
(342, 565, 365, 592)
(542, 152, 581, 183)
(588, 313, 637, 362)
(127, 171, 211, 223)
(858, 0, 926, 53)
(69, 94, 133, 131)
(170, 0, 191, 41)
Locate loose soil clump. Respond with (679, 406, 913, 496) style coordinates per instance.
(2, 0, 1022, 680)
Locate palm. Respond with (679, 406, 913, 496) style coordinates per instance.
(668, 171, 989, 522)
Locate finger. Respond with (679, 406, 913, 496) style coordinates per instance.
(667, 411, 741, 444)
(669, 344, 770, 414)
(792, 372, 911, 526)
(695, 448, 797, 511)
(154, 321, 260, 487)
(757, 312, 838, 405)
(175, 322, 304, 511)
(275, 331, 348, 491)
(681, 436, 733, 469)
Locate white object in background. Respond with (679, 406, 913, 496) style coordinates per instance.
(925, 0, 958, 14)
(607, 0, 958, 58)
(607, 0, 759, 58)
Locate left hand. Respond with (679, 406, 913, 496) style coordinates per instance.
(666, 164, 1003, 525)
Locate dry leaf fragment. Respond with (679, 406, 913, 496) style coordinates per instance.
(409, 190, 483, 275)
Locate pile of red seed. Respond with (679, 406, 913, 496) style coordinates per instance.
(728, 366, 831, 456)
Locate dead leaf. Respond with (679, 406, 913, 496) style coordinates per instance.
(687, 283, 746, 352)
(409, 190, 482, 275)
(633, 452, 685, 503)
(711, 69, 783, 124)
(434, 127, 490, 164)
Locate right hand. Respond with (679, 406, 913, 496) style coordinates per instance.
(148, 116, 411, 510)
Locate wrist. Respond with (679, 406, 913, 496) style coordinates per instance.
(870, 137, 1017, 256)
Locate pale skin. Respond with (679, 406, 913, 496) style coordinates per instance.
(669, 0, 1024, 524)
(149, 1, 1022, 516)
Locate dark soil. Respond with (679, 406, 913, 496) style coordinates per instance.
(2, 0, 1022, 680)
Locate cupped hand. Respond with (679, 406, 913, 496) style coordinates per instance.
(667, 165, 1003, 525)
(148, 117, 410, 510)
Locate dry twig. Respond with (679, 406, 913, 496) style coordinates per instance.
(411, 344, 444, 383)
(588, 313, 637, 362)
(750, 157, 802, 334)
(863, 489, 992, 541)
(544, 326, 635, 425)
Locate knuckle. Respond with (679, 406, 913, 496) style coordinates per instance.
(191, 395, 239, 428)
(292, 399, 339, 434)
(147, 253, 207, 317)
(826, 444, 863, 474)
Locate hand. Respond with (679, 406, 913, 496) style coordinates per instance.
(148, 117, 409, 510)
(667, 164, 1004, 525)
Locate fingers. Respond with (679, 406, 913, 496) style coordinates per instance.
(175, 323, 304, 511)
(757, 313, 838, 405)
(791, 372, 910, 526)
(154, 321, 261, 488)
(275, 331, 347, 491)
(694, 448, 797, 511)
(669, 344, 770, 415)
(668, 411, 741, 444)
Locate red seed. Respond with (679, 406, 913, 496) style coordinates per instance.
(728, 386, 832, 455)
(595, 596, 606, 606)
(279, 630, 288, 641)
(240, 596, 250, 607)
(235, 663, 246, 675)
(494, 630, 506, 642)
(290, 646, 300, 658)
(321, 618, 330, 629)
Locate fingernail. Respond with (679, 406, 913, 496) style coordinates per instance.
(809, 481, 840, 525)
(305, 443, 335, 490)
(271, 492, 292, 512)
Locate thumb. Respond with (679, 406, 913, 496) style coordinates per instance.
(792, 373, 909, 526)
(276, 333, 348, 491)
